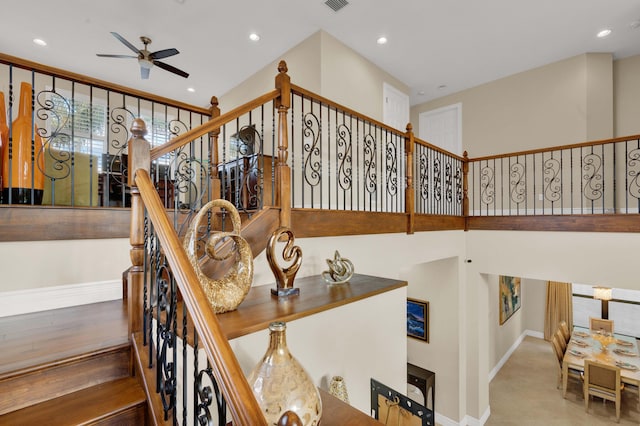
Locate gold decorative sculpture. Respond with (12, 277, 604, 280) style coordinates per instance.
(183, 199, 253, 313)
(267, 227, 302, 297)
(322, 251, 354, 284)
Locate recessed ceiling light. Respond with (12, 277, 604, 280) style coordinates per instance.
(187, 87, 195, 93)
(33, 38, 47, 47)
(377, 36, 387, 45)
(418, 91, 425, 96)
(597, 29, 612, 38)
(249, 33, 260, 42)
(438, 85, 447, 90)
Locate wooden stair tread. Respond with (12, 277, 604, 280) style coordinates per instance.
(0, 376, 145, 425)
(0, 300, 128, 377)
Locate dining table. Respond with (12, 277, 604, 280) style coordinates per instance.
(563, 326, 640, 400)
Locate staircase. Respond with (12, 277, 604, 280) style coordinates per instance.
(0, 300, 147, 425)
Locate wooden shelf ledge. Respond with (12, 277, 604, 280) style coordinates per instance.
(218, 274, 407, 340)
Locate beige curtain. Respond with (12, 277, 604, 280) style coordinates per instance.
(544, 281, 573, 341)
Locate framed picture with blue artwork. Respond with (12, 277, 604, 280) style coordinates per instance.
(499, 275, 521, 325)
(407, 298, 429, 342)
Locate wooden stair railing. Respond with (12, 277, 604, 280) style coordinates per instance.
(128, 120, 268, 425)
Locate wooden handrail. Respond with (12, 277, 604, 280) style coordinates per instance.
(291, 84, 406, 136)
(468, 133, 640, 162)
(0, 52, 210, 114)
(135, 168, 267, 425)
(149, 90, 279, 161)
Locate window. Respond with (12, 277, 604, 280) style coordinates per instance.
(572, 283, 640, 338)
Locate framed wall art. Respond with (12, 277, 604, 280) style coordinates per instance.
(499, 275, 521, 325)
(407, 298, 429, 342)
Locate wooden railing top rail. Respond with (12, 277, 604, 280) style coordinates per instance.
(413, 136, 466, 161)
(134, 168, 267, 426)
(291, 84, 464, 161)
(150, 89, 279, 161)
(291, 84, 405, 135)
(469, 133, 640, 162)
(0, 52, 210, 115)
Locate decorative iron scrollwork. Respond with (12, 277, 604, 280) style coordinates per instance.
(419, 153, 429, 201)
(543, 157, 561, 202)
(628, 147, 640, 199)
(480, 164, 495, 206)
(364, 133, 377, 194)
(455, 164, 463, 205)
(582, 153, 603, 201)
(510, 162, 526, 204)
(445, 162, 453, 203)
(386, 138, 398, 196)
(336, 123, 353, 191)
(433, 158, 442, 202)
(195, 366, 226, 426)
(303, 112, 322, 187)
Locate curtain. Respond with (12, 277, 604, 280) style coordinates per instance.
(544, 281, 573, 341)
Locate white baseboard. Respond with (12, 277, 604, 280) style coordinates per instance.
(437, 405, 490, 426)
(0, 280, 122, 317)
(488, 329, 542, 382)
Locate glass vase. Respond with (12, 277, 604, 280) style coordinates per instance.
(247, 321, 322, 425)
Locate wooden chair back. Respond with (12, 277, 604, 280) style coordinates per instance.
(558, 320, 571, 342)
(583, 360, 623, 422)
(589, 317, 614, 334)
(555, 328, 567, 353)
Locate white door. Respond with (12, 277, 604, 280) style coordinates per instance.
(418, 103, 462, 156)
(383, 82, 410, 132)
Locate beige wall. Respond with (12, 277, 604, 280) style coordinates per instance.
(487, 275, 546, 371)
(411, 53, 615, 157)
(405, 257, 461, 422)
(219, 30, 409, 123)
(614, 54, 640, 137)
(0, 238, 130, 292)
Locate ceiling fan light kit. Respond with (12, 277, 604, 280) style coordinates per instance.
(96, 32, 189, 79)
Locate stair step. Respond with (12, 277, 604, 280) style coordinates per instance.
(0, 300, 128, 377)
(0, 300, 131, 415)
(0, 376, 146, 426)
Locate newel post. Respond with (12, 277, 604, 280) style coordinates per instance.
(405, 123, 415, 234)
(127, 118, 151, 339)
(275, 60, 292, 228)
(463, 150, 469, 230)
(209, 96, 222, 201)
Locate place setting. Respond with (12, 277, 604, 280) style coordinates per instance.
(570, 339, 589, 348)
(573, 330, 590, 338)
(567, 348, 588, 358)
(613, 347, 638, 357)
(615, 360, 639, 371)
(615, 339, 634, 347)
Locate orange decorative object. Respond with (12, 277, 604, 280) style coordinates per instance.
(1, 82, 45, 204)
(0, 91, 7, 200)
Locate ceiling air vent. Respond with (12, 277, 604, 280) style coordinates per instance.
(325, 0, 349, 12)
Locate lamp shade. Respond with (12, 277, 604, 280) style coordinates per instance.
(593, 286, 612, 301)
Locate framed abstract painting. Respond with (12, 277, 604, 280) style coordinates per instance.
(407, 298, 429, 342)
(499, 275, 521, 325)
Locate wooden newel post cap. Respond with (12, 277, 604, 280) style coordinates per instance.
(406, 123, 413, 133)
(131, 118, 148, 138)
(278, 60, 288, 74)
(210, 96, 219, 109)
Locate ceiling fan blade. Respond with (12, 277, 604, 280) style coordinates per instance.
(96, 54, 138, 58)
(140, 66, 150, 80)
(153, 60, 189, 78)
(110, 32, 141, 55)
(150, 48, 179, 60)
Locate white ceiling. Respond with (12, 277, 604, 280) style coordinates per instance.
(2, 0, 640, 108)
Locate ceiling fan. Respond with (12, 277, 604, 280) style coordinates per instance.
(96, 32, 189, 79)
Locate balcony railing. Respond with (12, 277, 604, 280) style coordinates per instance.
(467, 135, 640, 216)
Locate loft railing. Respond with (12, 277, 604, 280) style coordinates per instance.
(0, 52, 212, 208)
(467, 135, 640, 216)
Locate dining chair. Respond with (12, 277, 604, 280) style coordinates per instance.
(558, 320, 571, 343)
(555, 328, 567, 353)
(551, 334, 581, 392)
(589, 317, 614, 334)
(583, 360, 624, 423)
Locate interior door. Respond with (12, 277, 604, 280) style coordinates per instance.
(383, 82, 410, 132)
(418, 103, 462, 156)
